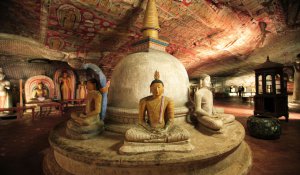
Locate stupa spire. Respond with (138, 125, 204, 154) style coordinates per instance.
(132, 0, 168, 52)
(142, 0, 160, 39)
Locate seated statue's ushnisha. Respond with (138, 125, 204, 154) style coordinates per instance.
(195, 74, 235, 132)
(119, 71, 193, 154)
(66, 79, 104, 140)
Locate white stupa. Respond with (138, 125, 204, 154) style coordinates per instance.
(106, 0, 189, 132)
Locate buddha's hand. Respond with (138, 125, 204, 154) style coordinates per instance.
(106, 81, 111, 88)
(140, 123, 152, 131)
(152, 128, 168, 136)
(150, 128, 160, 134)
(157, 128, 167, 134)
(207, 114, 217, 118)
(79, 113, 87, 118)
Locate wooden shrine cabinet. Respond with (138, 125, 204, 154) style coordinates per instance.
(254, 57, 289, 121)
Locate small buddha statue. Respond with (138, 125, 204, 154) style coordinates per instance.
(120, 71, 193, 154)
(76, 80, 87, 100)
(0, 68, 11, 110)
(31, 82, 49, 102)
(66, 79, 104, 140)
(194, 74, 235, 131)
(59, 71, 72, 100)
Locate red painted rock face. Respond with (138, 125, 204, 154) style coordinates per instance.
(1, 0, 299, 78)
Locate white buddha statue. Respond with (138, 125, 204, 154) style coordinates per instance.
(0, 68, 11, 109)
(194, 74, 235, 131)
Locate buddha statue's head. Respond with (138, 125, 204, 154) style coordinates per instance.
(150, 71, 164, 97)
(0, 68, 5, 81)
(199, 74, 211, 88)
(37, 82, 44, 89)
(86, 79, 97, 91)
(62, 71, 68, 78)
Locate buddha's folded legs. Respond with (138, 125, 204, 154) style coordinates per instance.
(166, 125, 190, 142)
(70, 112, 100, 126)
(67, 119, 104, 134)
(125, 125, 190, 143)
(217, 114, 235, 124)
(125, 126, 153, 142)
(197, 115, 223, 130)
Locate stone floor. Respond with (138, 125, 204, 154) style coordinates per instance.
(215, 98, 300, 175)
(0, 98, 299, 175)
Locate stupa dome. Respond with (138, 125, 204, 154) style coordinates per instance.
(108, 49, 189, 108)
(106, 49, 190, 132)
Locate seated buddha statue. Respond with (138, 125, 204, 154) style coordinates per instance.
(119, 71, 193, 154)
(31, 82, 50, 102)
(194, 74, 235, 132)
(66, 79, 105, 140)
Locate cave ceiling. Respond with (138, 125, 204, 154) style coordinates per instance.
(0, 0, 299, 78)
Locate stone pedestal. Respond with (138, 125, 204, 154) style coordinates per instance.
(43, 121, 252, 175)
(65, 119, 104, 140)
(247, 115, 281, 139)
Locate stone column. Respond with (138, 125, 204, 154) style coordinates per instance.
(292, 54, 300, 103)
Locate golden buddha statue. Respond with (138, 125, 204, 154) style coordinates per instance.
(77, 81, 87, 99)
(59, 71, 72, 100)
(120, 71, 193, 154)
(66, 79, 104, 140)
(31, 82, 49, 102)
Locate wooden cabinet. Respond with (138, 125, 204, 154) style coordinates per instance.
(254, 56, 289, 121)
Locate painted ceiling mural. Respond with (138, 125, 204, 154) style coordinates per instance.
(0, 0, 299, 78)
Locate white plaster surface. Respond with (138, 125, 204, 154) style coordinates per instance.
(108, 50, 189, 109)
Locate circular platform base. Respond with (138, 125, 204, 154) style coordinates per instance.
(43, 121, 252, 175)
(289, 102, 300, 112)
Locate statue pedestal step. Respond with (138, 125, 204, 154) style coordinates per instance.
(43, 121, 252, 175)
(289, 102, 300, 112)
(119, 140, 194, 154)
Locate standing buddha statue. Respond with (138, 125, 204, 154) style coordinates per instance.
(59, 71, 72, 100)
(77, 81, 87, 99)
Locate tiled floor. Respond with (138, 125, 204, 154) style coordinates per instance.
(0, 98, 299, 175)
